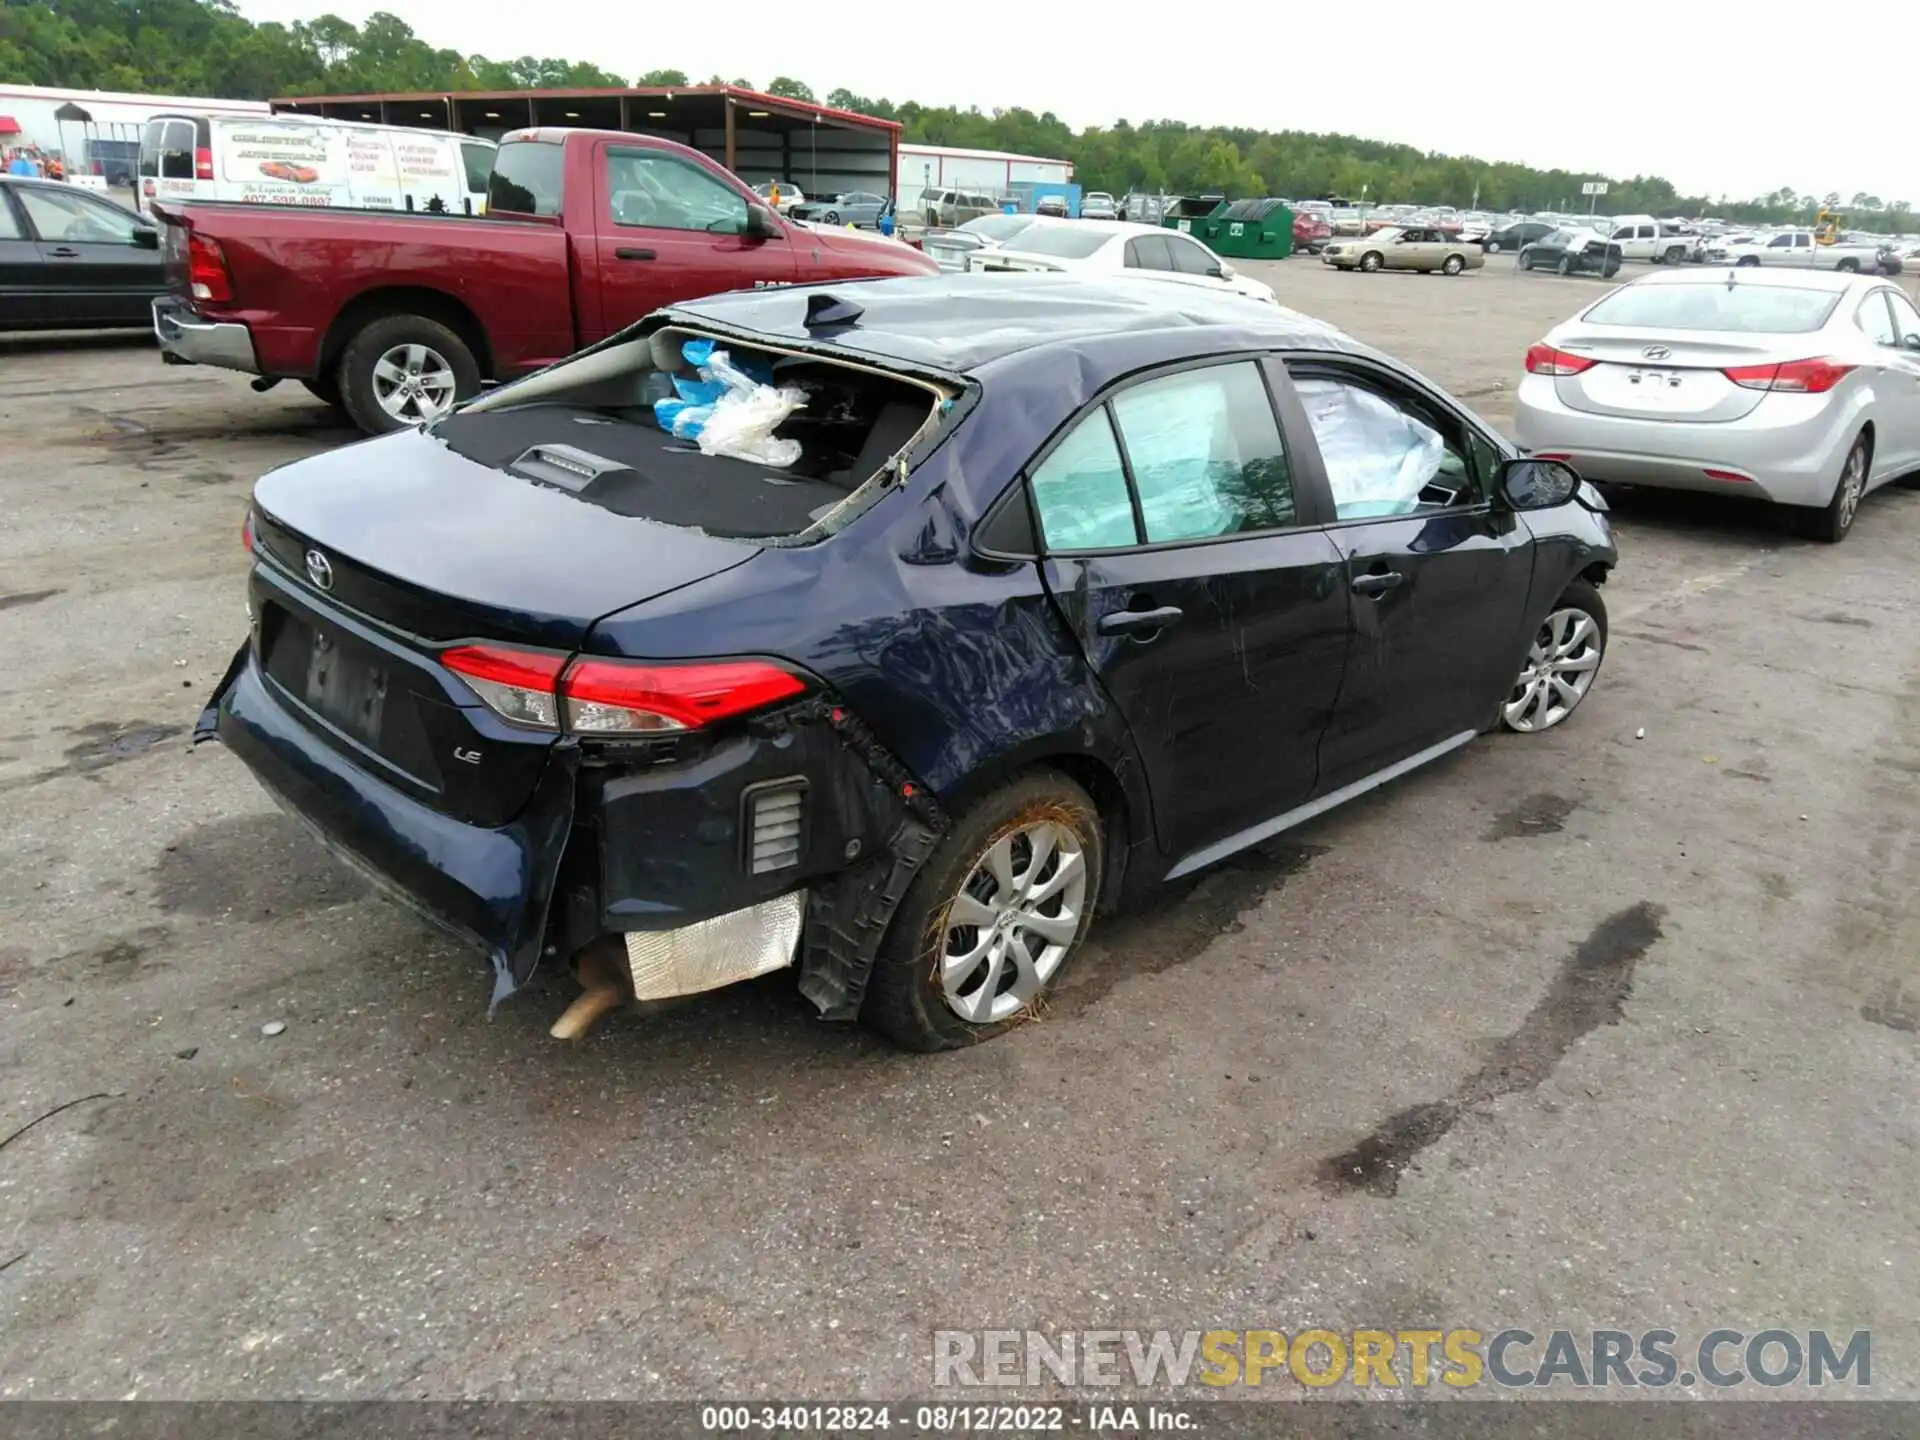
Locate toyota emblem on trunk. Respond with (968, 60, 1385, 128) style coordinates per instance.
(1642, 344, 1672, 360)
(304, 549, 334, 591)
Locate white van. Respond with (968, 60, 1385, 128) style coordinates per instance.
(138, 114, 495, 216)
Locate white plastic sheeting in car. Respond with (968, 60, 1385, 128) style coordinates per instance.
(623, 891, 806, 1001)
(1294, 378, 1444, 519)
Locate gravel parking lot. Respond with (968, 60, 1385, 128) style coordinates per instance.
(2, 259, 1916, 1400)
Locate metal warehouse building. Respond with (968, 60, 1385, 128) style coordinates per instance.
(898, 143, 1074, 198)
(271, 85, 901, 201)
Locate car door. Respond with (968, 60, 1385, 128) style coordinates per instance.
(586, 143, 796, 345)
(13, 184, 161, 327)
(1283, 355, 1534, 789)
(1025, 356, 1350, 862)
(1871, 288, 1920, 477)
(0, 186, 50, 329)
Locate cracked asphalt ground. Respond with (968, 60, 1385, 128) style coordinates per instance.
(2, 260, 1916, 1401)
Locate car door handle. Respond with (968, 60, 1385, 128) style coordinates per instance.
(614, 247, 656, 261)
(45, 247, 81, 258)
(1097, 604, 1184, 636)
(1351, 571, 1405, 597)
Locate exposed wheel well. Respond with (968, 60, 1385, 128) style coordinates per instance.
(319, 287, 494, 383)
(944, 752, 1136, 914)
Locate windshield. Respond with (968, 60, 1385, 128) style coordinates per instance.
(960, 213, 1038, 242)
(1583, 283, 1844, 334)
(1004, 227, 1111, 260)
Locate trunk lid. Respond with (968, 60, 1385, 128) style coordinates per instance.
(251, 425, 761, 651)
(970, 252, 1065, 275)
(1550, 329, 1782, 423)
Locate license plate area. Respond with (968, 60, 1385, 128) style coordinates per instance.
(1628, 367, 1681, 388)
(259, 603, 441, 787)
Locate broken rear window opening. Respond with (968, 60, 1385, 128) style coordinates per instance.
(438, 326, 956, 544)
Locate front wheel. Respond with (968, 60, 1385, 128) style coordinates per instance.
(1500, 580, 1608, 734)
(824, 210, 840, 224)
(1359, 251, 1383, 272)
(1736, 256, 1760, 267)
(863, 771, 1104, 1051)
(1556, 256, 1574, 276)
(1486, 240, 1502, 254)
(1442, 254, 1465, 275)
(338, 314, 480, 436)
(1835, 257, 1859, 274)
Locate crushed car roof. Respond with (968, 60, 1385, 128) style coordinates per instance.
(665, 273, 1369, 375)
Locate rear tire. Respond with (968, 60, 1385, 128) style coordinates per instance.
(1556, 256, 1573, 276)
(1736, 256, 1759, 267)
(1486, 240, 1502, 254)
(1442, 254, 1465, 275)
(1805, 433, 1870, 543)
(863, 770, 1104, 1052)
(338, 314, 480, 437)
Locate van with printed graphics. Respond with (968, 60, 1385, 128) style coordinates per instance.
(138, 113, 495, 217)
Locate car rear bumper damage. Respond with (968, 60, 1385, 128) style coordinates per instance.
(153, 297, 258, 374)
(197, 647, 948, 1022)
(197, 645, 576, 1004)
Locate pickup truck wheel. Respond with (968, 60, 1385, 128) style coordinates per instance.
(1835, 257, 1859, 274)
(340, 315, 479, 435)
(863, 770, 1103, 1052)
(1663, 246, 1688, 263)
(1735, 256, 1760, 267)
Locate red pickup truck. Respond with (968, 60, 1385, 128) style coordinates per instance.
(150, 127, 937, 433)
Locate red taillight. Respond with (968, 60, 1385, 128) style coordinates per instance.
(442, 645, 566, 730)
(1721, 357, 1854, 394)
(561, 659, 807, 734)
(194, 147, 214, 181)
(441, 646, 806, 735)
(242, 510, 255, 554)
(1525, 343, 1595, 376)
(187, 233, 233, 304)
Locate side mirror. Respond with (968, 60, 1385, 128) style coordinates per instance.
(1497, 457, 1581, 511)
(132, 224, 159, 249)
(1903, 333, 1920, 353)
(1206, 263, 1225, 279)
(744, 202, 782, 240)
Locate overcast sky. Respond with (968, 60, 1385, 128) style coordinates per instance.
(236, 0, 1907, 205)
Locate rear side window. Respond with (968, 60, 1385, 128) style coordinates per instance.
(0, 198, 20, 240)
(1110, 364, 1294, 541)
(1124, 235, 1173, 270)
(1004, 226, 1109, 260)
(1583, 283, 1842, 333)
(488, 141, 563, 216)
(1029, 410, 1137, 552)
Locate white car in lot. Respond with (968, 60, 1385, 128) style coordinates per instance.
(1513, 267, 1920, 542)
(966, 219, 1278, 305)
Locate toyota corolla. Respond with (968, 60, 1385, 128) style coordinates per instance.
(196, 275, 1617, 1050)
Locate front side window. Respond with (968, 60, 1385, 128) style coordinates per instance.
(1888, 290, 1920, 347)
(1109, 363, 1294, 542)
(1165, 236, 1217, 275)
(605, 148, 748, 232)
(0, 197, 21, 240)
(1767, 234, 1793, 248)
(1291, 374, 1471, 520)
(18, 187, 140, 244)
(1029, 409, 1137, 552)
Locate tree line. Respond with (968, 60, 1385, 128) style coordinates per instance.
(3, 0, 1911, 231)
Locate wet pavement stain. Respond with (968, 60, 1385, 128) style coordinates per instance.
(1485, 792, 1580, 841)
(1319, 900, 1667, 1196)
(1052, 842, 1326, 1015)
(45, 925, 174, 985)
(151, 812, 368, 920)
(62, 721, 185, 775)
(0, 589, 61, 612)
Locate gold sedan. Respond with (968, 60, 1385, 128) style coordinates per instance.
(1322, 225, 1485, 275)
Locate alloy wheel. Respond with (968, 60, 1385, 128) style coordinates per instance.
(1836, 442, 1866, 533)
(938, 820, 1088, 1024)
(372, 343, 457, 424)
(1503, 607, 1603, 732)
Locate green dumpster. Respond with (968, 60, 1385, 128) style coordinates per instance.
(1205, 198, 1295, 260)
(1162, 195, 1225, 237)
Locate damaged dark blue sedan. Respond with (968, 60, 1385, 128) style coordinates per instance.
(197, 274, 1617, 1050)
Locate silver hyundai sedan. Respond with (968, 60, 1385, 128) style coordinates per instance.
(1513, 268, 1920, 541)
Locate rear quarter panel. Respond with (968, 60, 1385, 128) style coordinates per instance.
(169, 204, 574, 376)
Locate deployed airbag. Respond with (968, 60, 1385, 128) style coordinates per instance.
(1294, 378, 1444, 519)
